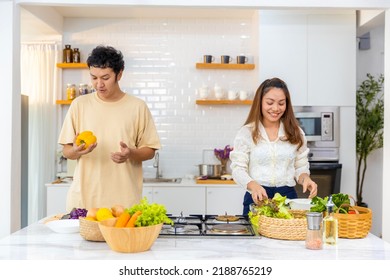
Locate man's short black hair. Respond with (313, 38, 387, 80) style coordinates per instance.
(87, 45, 125, 76)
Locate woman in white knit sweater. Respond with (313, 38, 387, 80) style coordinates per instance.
(230, 77, 317, 216)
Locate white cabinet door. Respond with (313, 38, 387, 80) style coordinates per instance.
(259, 11, 308, 106)
(46, 184, 70, 216)
(206, 186, 246, 215)
(307, 14, 356, 106)
(259, 11, 355, 106)
(151, 187, 206, 216)
(142, 186, 154, 203)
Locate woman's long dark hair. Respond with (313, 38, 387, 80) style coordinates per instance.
(244, 77, 304, 149)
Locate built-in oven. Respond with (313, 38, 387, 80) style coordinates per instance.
(294, 107, 342, 198)
(295, 157, 342, 198)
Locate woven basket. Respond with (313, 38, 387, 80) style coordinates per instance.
(335, 205, 372, 239)
(79, 217, 105, 242)
(258, 210, 308, 240)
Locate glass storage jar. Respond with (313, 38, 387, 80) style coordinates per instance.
(73, 48, 80, 63)
(66, 84, 76, 100)
(305, 212, 323, 250)
(63, 45, 73, 63)
(78, 84, 88, 95)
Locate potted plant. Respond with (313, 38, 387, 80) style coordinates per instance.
(356, 73, 384, 207)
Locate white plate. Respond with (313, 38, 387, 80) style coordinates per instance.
(46, 219, 80, 234)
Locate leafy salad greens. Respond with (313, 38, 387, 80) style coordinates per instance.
(309, 193, 351, 213)
(248, 193, 293, 230)
(126, 197, 173, 227)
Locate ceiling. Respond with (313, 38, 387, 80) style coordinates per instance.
(53, 6, 257, 18)
(20, 5, 385, 40)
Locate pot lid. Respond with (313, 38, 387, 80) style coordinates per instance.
(211, 224, 248, 234)
(215, 215, 239, 222)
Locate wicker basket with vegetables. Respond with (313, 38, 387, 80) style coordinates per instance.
(310, 193, 372, 239)
(249, 193, 308, 240)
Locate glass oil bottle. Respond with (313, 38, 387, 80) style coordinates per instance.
(323, 196, 338, 245)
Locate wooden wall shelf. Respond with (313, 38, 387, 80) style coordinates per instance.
(196, 63, 255, 70)
(196, 99, 252, 105)
(56, 100, 73, 105)
(56, 63, 88, 69)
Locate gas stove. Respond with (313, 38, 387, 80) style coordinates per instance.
(159, 214, 260, 238)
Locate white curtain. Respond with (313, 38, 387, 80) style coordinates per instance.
(21, 43, 60, 224)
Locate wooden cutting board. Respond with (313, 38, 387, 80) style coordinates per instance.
(196, 179, 236, 184)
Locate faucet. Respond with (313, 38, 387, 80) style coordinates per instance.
(153, 152, 161, 178)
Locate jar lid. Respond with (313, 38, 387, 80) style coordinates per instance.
(74, 48, 79, 51)
(306, 212, 322, 230)
(65, 44, 71, 48)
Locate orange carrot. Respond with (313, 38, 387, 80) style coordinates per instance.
(126, 210, 142, 227)
(114, 211, 131, 228)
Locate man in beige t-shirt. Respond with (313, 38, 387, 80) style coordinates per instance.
(58, 45, 161, 211)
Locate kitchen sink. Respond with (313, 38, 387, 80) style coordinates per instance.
(143, 178, 182, 183)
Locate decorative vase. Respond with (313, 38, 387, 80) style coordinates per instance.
(220, 158, 229, 175)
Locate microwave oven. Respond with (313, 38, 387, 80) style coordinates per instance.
(294, 106, 339, 148)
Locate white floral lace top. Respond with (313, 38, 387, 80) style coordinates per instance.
(230, 121, 310, 191)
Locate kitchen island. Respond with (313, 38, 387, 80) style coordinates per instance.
(1, 219, 389, 260)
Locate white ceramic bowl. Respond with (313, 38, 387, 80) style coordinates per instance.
(46, 219, 80, 234)
(287, 198, 312, 210)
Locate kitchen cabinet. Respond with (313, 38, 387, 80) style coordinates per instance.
(46, 182, 243, 217)
(143, 186, 206, 215)
(259, 12, 307, 105)
(45, 183, 69, 216)
(206, 186, 246, 215)
(259, 11, 355, 106)
(306, 14, 355, 106)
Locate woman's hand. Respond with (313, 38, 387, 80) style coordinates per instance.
(111, 141, 131, 163)
(301, 176, 318, 198)
(247, 181, 268, 204)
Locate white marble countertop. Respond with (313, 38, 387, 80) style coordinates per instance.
(1, 219, 390, 260)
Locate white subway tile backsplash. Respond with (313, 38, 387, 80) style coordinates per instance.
(63, 15, 259, 178)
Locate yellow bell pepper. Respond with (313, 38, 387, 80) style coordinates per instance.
(76, 131, 97, 149)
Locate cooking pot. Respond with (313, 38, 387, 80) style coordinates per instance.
(198, 164, 222, 178)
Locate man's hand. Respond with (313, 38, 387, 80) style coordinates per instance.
(111, 141, 131, 163)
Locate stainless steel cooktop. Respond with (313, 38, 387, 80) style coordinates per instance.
(159, 214, 260, 239)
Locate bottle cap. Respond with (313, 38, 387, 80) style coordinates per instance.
(306, 212, 322, 230)
(326, 196, 335, 213)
